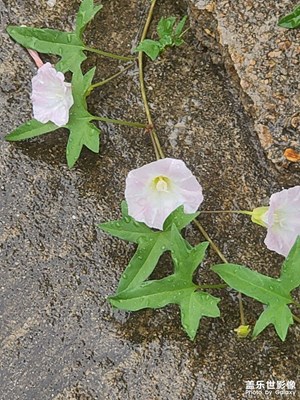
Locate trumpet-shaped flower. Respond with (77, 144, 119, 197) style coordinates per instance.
(262, 186, 300, 257)
(125, 158, 204, 230)
(31, 62, 74, 127)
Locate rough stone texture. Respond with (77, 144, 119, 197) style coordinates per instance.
(188, 0, 300, 170)
(1, 0, 300, 399)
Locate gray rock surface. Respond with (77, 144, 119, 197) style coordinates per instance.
(1, 0, 299, 399)
(188, 0, 300, 170)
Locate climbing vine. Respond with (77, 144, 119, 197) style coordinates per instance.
(5, 0, 300, 341)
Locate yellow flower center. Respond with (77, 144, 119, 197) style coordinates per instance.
(153, 176, 170, 192)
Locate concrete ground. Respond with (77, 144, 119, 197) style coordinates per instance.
(188, 0, 300, 170)
(1, 0, 299, 399)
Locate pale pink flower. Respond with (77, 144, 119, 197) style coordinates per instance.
(125, 158, 204, 230)
(31, 62, 74, 127)
(263, 186, 300, 257)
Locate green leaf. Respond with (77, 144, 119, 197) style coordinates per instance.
(110, 225, 219, 340)
(110, 276, 194, 311)
(173, 37, 184, 47)
(158, 35, 173, 48)
(65, 120, 100, 168)
(99, 201, 155, 244)
(163, 205, 199, 231)
(5, 119, 58, 141)
(81, 66, 97, 93)
(279, 236, 300, 292)
(99, 203, 198, 292)
(180, 291, 220, 340)
(7, 26, 86, 73)
(157, 17, 176, 38)
(7, 2, 102, 73)
(211, 264, 291, 305)
(252, 304, 293, 341)
(64, 67, 100, 167)
(278, 5, 300, 29)
(212, 237, 300, 340)
(174, 16, 187, 37)
(171, 16, 187, 47)
(5, 66, 100, 167)
(75, 0, 103, 38)
(170, 222, 208, 277)
(99, 202, 198, 244)
(135, 39, 162, 61)
(116, 234, 169, 293)
(81, 122, 100, 153)
(134, 16, 187, 61)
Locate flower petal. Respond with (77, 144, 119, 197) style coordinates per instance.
(264, 186, 300, 257)
(31, 63, 74, 127)
(125, 158, 203, 230)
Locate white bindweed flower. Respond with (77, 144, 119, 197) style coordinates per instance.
(31, 62, 74, 127)
(125, 158, 204, 230)
(258, 186, 300, 257)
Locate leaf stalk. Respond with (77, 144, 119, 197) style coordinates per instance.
(193, 219, 246, 326)
(85, 46, 135, 61)
(92, 116, 147, 129)
(138, 0, 165, 160)
(86, 62, 135, 96)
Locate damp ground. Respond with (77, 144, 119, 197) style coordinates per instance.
(0, 0, 299, 399)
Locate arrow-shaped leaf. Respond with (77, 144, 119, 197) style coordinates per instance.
(64, 67, 101, 167)
(76, 0, 103, 38)
(99, 201, 155, 244)
(5, 119, 58, 141)
(99, 204, 200, 293)
(116, 234, 170, 293)
(163, 206, 199, 232)
(157, 17, 176, 38)
(279, 237, 300, 292)
(252, 304, 293, 341)
(135, 39, 162, 61)
(180, 291, 220, 340)
(99, 202, 198, 244)
(211, 264, 292, 305)
(212, 237, 300, 341)
(7, 26, 86, 73)
(134, 15, 188, 61)
(7, 1, 102, 73)
(110, 225, 219, 339)
(278, 5, 300, 29)
(65, 120, 100, 168)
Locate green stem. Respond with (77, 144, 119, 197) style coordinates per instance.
(292, 300, 300, 309)
(138, 0, 165, 160)
(92, 116, 147, 128)
(87, 63, 135, 96)
(85, 46, 135, 61)
(292, 313, 300, 323)
(193, 219, 246, 326)
(180, 27, 191, 38)
(197, 283, 228, 290)
(193, 219, 227, 263)
(200, 210, 253, 216)
(237, 293, 246, 326)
